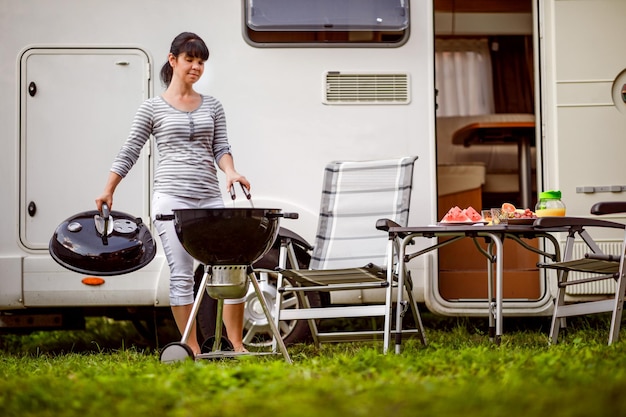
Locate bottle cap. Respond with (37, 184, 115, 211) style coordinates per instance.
(539, 190, 562, 199)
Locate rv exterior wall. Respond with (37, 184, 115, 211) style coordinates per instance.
(3, 0, 625, 325)
(0, 1, 436, 310)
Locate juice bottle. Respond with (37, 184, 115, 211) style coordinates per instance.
(535, 190, 566, 217)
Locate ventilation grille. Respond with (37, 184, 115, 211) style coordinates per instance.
(565, 241, 623, 295)
(325, 72, 410, 104)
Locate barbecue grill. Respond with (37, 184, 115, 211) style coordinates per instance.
(158, 186, 295, 363)
(48, 185, 295, 363)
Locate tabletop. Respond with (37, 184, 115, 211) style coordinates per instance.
(388, 222, 569, 237)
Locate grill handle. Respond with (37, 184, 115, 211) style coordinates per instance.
(268, 212, 299, 219)
(229, 183, 251, 200)
(156, 212, 298, 221)
(155, 214, 175, 221)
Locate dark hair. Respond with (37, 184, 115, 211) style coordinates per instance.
(159, 32, 210, 87)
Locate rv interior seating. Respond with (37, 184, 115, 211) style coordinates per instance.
(437, 113, 536, 206)
(437, 162, 486, 198)
(535, 201, 626, 345)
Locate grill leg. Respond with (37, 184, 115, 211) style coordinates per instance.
(180, 267, 210, 345)
(212, 299, 225, 351)
(248, 272, 292, 364)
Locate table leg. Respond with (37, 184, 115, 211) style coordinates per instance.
(486, 232, 504, 345)
(487, 240, 495, 340)
(383, 236, 395, 354)
(394, 237, 409, 355)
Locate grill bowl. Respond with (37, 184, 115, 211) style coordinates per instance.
(172, 208, 282, 265)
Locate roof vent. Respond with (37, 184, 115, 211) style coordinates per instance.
(324, 72, 410, 104)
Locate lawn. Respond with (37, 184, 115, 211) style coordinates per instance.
(1, 314, 624, 417)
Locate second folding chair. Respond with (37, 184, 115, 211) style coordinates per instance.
(535, 201, 626, 345)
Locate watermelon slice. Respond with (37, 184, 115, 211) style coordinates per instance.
(441, 205, 484, 223)
(441, 206, 470, 223)
(463, 206, 483, 222)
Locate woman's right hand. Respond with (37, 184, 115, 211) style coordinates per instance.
(95, 193, 113, 213)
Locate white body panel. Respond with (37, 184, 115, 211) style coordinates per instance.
(3, 0, 624, 322)
(540, 0, 626, 218)
(537, 0, 626, 304)
(0, 1, 436, 312)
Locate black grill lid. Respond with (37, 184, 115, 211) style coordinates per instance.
(49, 209, 156, 276)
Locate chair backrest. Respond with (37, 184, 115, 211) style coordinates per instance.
(310, 156, 418, 270)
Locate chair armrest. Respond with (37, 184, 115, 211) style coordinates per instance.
(534, 216, 625, 230)
(376, 218, 402, 232)
(376, 218, 416, 242)
(591, 201, 626, 215)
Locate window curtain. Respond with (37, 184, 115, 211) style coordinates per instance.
(435, 38, 495, 117)
(490, 36, 534, 114)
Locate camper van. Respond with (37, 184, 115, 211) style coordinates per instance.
(1, 0, 625, 347)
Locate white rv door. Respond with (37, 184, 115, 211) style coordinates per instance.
(20, 48, 151, 249)
(539, 0, 626, 298)
(540, 0, 626, 216)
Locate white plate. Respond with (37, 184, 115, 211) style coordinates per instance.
(438, 220, 488, 225)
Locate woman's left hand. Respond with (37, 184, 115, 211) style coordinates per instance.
(218, 153, 250, 193)
(226, 172, 250, 193)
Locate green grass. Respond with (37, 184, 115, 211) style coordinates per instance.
(1, 315, 625, 417)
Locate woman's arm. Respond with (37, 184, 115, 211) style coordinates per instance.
(95, 171, 123, 212)
(217, 153, 250, 192)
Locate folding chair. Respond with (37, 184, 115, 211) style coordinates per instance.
(535, 201, 626, 344)
(273, 156, 427, 353)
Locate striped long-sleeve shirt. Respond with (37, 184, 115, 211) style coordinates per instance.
(111, 95, 231, 199)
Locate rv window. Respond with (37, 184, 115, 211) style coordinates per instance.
(244, 0, 409, 46)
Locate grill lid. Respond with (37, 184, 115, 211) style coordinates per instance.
(49, 208, 156, 276)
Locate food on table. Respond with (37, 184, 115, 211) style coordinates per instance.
(441, 206, 468, 222)
(440, 203, 537, 224)
(501, 202, 516, 215)
(491, 208, 507, 225)
(463, 206, 483, 222)
(440, 206, 483, 223)
(500, 203, 537, 219)
(512, 208, 538, 218)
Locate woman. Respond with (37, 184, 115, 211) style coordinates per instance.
(96, 32, 249, 355)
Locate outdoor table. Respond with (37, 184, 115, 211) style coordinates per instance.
(384, 222, 568, 352)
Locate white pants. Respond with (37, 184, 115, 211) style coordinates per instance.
(152, 192, 245, 306)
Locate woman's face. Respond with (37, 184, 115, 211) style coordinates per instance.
(170, 52, 205, 85)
